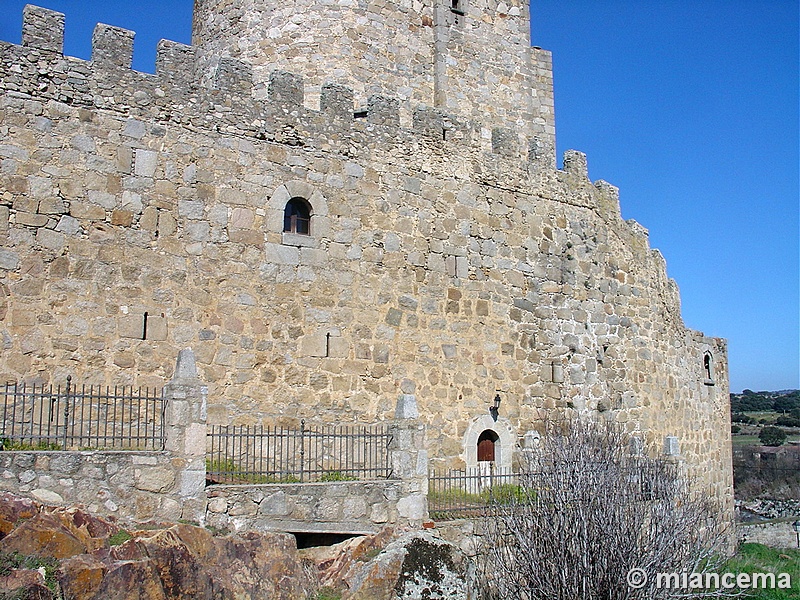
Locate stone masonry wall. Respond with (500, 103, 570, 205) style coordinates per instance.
(192, 0, 554, 145)
(206, 405, 429, 534)
(206, 481, 414, 535)
(0, 351, 427, 533)
(0, 350, 208, 525)
(738, 522, 800, 550)
(0, 450, 186, 523)
(0, 4, 733, 524)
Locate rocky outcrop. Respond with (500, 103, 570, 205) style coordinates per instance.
(737, 498, 800, 521)
(344, 533, 476, 600)
(299, 529, 476, 599)
(0, 492, 476, 599)
(0, 492, 314, 599)
(57, 525, 315, 599)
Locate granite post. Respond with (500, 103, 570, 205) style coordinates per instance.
(163, 348, 208, 524)
(390, 381, 429, 525)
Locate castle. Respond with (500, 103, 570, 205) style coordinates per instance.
(0, 2, 732, 510)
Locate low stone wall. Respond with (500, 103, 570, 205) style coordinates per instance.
(0, 351, 209, 526)
(0, 352, 429, 533)
(0, 450, 186, 523)
(206, 480, 425, 534)
(738, 521, 800, 549)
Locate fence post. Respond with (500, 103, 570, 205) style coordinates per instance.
(163, 348, 208, 524)
(62, 376, 71, 449)
(300, 419, 305, 483)
(389, 380, 429, 526)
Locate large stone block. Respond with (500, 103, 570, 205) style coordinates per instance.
(134, 149, 158, 177)
(135, 468, 176, 493)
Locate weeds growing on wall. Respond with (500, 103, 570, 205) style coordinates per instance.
(0, 438, 62, 451)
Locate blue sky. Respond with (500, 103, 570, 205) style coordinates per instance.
(0, 0, 797, 393)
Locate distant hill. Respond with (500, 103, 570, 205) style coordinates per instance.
(730, 389, 800, 413)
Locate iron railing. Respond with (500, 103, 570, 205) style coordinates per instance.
(207, 420, 393, 484)
(428, 465, 518, 520)
(0, 378, 165, 451)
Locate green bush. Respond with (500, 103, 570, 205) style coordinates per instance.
(759, 427, 787, 447)
(775, 415, 800, 428)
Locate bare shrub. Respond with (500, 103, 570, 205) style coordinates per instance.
(476, 419, 733, 599)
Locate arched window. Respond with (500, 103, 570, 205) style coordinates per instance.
(477, 429, 499, 462)
(283, 197, 311, 235)
(703, 352, 715, 386)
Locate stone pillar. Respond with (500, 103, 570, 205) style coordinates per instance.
(390, 381, 429, 526)
(163, 349, 208, 524)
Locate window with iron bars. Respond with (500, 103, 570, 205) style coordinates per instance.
(283, 197, 311, 235)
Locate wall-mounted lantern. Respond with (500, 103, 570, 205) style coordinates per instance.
(490, 392, 501, 421)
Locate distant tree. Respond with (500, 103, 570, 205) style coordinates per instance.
(759, 426, 787, 447)
(776, 415, 800, 428)
(731, 392, 773, 412)
(476, 419, 731, 600)
(731, 424, 741, 434)
(773, 396, 800, 413)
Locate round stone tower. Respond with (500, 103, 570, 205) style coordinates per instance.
(191, 0, 555, 145)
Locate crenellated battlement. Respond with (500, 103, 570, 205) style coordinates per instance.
(2, 6, 558, 170)
(2, 6, 685, 284)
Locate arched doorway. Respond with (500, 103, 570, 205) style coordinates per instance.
(477, 429, 499, 463)
(463, 414, 515, 474)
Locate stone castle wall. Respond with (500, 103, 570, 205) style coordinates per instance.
(0, 5, 732, 516)
(192, 0, 554, 145)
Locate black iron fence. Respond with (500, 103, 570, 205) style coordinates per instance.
(206, 420, 394, 484)
(428, 465, 519, 520)
(1, 378, 165, 451)
(429, 458, 687, 521)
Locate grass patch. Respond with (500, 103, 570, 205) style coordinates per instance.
(724, 543, 800, 599)
(485, 483, 531, 504)
(0, 438, 62, 451)
(0, 551, 60, 595)
(108, 530, 133, 546)
(205, 459, 301, 484)
(205, 524, 231, 536)
(429, 484, 530, 506)
(428, 488, 485, 505)
(428, 483, 533, 520)
(206, 459, 365, 484)
(319, 471, 357, 482)
(178, 519, 199, 527)
(315, 586, 342, 600)
(732, 435, 762, 446)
